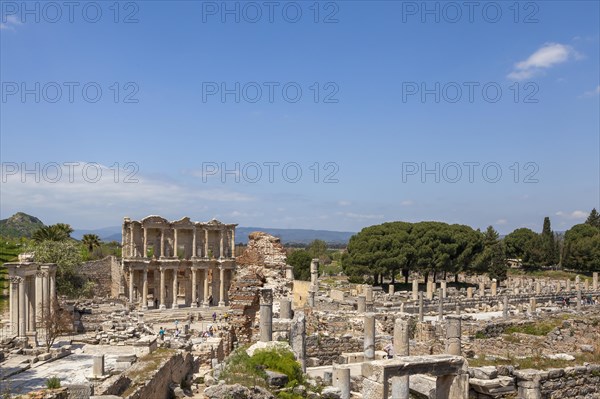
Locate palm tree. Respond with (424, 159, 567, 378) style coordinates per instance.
(82, 234, 101, 253)
(32, 225, 69, 242)
(53, 223, 73, 238)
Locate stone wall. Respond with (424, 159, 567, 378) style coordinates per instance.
(305, 335, 363, 366)
(514, 364, 600, 399)
(77, 256, 119, 298)
(293, 280, 311, 308)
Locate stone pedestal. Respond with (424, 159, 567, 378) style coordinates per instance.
(529, 298, 536, 313)
(491, 279, 497, 296)
(357, 295, 366, 313)
(93, 354, 105, 377)
(389, 285, 395, 295)
(593, 272, 598, 291)
(412, 279, 418, 301)
(279, 299, 292, 319)
(333, 366, 350, 399)
(445, 316, 461, 356)
(467, 287, 473, 299)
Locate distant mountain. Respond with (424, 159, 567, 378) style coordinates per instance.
(73, 226, 356, 245)
(0, 212, 45, 238)
(235, 227, 355, 245)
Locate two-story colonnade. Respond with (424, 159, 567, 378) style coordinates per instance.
(121, 216, 237, 309)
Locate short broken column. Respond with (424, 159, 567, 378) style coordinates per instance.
(93, 354, 105, 378)
(307, 289, 316, 307)
(593, 272, 598, 291)
(445, 316, 461, 356)
(479, 282, 485, 297)
(364, 313, 376, 361)
(260, 288, 273, 342)
(357, 295, 366, 313)
(535, 281, 541, 295)
(467, 287, 473, 299)
(389, 284, 395, 295)
(577, 290, 582, 312)
(365, 285, 374, 310)
(503, 295, 509, 319)
(529, 297, 536, 313)
(566, 279, 571, 292)
(584, 279, 589, 291)
(491, 279, 497, 296)
(290, 311, 306, 372)
(426, 280, 433, 300)
(441, 281, 447, 298)
(333, 365, 350, 399)
(310, 259, 319, 285)
(455, 299, 461, 315)
(279, 299, 292, 319)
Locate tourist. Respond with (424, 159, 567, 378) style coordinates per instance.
(212, 312, 217, 322)
(175, 328, 180, 338)
(384, 343, 394, 359)
(159, 327, 165, 341)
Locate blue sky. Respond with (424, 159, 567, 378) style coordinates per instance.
(1, 0, 599, 234)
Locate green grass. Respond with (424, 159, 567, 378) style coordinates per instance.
(504, 320, 560, 336)
(470, 350, 600, 370)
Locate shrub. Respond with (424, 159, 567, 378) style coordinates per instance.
(46, 377, 61, 389)
(249, 348, 303, 387)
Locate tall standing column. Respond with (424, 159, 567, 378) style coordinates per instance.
(18, 277, 26, 339)
(219, 266, 226, 306)
(141, 268, 148, 310)
(129, 269, 135, 303)
(159, 268, 166, 310)
(503, 295, 509, 319)
(418, 291, 424, 322)
(219, 230, 224, 259)
(160, 229, 165, 258)
(204, 230, 209, 258)
(259, 288, 273, 342)
(172, 268, 178, 309)
(230, 228, 235, 258)
(191, 268, 197, 307)
(364, 313, 375, 361)
(28, 277, 35, 332)
(438, 288, 444, 321)
(35, 272, 44, 321)
(203, 268, 210, 307)
(192, 227, 197, 258)
(142, 227, 148, 258)
(173, 229, 178, 258)
(441, 281, 447, 298)
(130, 226, 135, 257)
(49, 270, 56, 306)
(412, 279, 418, 301)
(10, 279, 19, 335)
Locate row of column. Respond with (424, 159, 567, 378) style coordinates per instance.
(9, 269, 56, 339)
(131, 226, 235, 259)
(128, 266, 231, 309)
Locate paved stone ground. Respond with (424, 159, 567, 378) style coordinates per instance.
(4, 344, 143, 395)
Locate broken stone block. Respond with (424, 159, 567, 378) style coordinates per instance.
(266, 370, 288, 387)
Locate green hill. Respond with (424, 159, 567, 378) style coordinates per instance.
(0, 212, 45, 238)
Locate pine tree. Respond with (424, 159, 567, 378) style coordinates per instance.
(585, 208, 600, 229)
(540, 217, 558, 266)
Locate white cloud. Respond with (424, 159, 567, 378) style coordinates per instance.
(336, 212, 384, 220)
(400, 200, 414, 206)
(581, 85, 600, 97)
(0, 15, 22, 31)
(508, 43, 580, 81)
(555, 210, 588, 220)
(496, 219, 508, 225)
(338, 200, 351, 206)
(1, 162, 255, 226)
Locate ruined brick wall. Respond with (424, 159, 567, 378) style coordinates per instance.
(538, 365, 600, 398)
(293, 280, 311, 308)
(77, 256, 118, 298)
(305, 335, 363, 366)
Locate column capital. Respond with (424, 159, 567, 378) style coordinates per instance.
(10, 276, 24, 284)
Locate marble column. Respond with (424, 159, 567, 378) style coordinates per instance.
(172, 268, 178, 309)
(333, 366, 350, 399)
(28, 277, 35, 332)
(35, 272, 44, 322)
(418, 291, 424, 322)
(142, 227, 148, 257)
(593, 272, 598, 291)
(49, 270, 56, 306)
(160, 229, 165, 258)
(142, 268, 148, 310)
(446, 316, 461, 356)
(130, 226, 135, 257)
(412, 279, 418, 301)
(260, 288, 273, 342)
(129, 269, 135, 303)
(203, 268, 210, 307)
(192, 227, 197, 258)
(204, 230, 209, 258)
(159, 268, 166, 309)
(280, 299, 292, 319)
(10, 278, 18, 335)
(191, 268, 198, 307)
(19, 277, 26, 338)
(219, 266, 226, 306)
(173, 229, 178, 258)
(219, 230, 224, 259)
(392, 318, 410, 399)
(441, 281, 447, 298)
(230, 228, 235, 257)
(357, 296, 366, 313)
(364, 313, 376, 361)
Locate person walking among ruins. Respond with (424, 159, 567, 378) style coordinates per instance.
(212, 312, 217, 322)
(159, 327, 165, 341)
